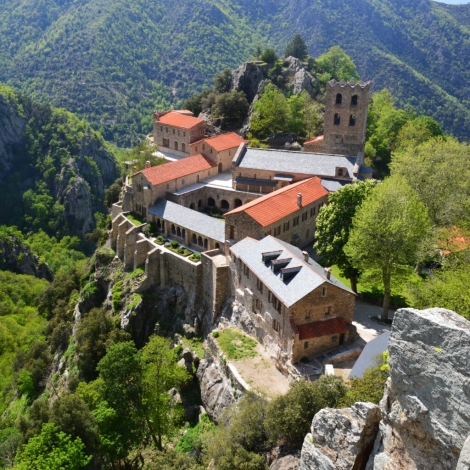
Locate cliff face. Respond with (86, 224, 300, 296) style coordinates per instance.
(0, 86, 119, 237)
(300, 307, 470, 470)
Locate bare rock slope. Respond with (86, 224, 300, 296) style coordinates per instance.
(300, 307, 470, 470)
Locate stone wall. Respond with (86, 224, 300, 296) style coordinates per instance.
(323, 80, 371, 156)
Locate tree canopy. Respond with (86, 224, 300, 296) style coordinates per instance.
(316, 46, 359, 83)
(285, 34, 309, 61)
(345, 176, 431, 319)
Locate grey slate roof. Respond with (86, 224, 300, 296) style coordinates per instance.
(149, 199, 225, 243)
(321, 179, 349, 192)
(236, 147, 357, 179)
(230, 236, 354, 307)
(348, 331, 390, 378)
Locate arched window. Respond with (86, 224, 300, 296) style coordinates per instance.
(182, 143, 186, 152)
(351, 95, 358, 106)
(221, 200, 229, 210)
(234, 199, 242, 208)
(174, 141, 178, 150)
(334, 113, 341, 126)
(192, 234, 197, 244)
(215, 243, 220, 249)
(204, 239, 208, 249)
(336, 93, 342, 104)
(171, 224, 176, 235)
(349, 114, 356, 127)
(177, 227, 182, 237)
(198, 236, 203, 247)
(218, 163, 222, 172)
(208, 197, 215, 207)
(182, 229, 186, 238)
(190, 203, 195, 210)
(157, 219, 162, 230)
(198, 199, 203, 208)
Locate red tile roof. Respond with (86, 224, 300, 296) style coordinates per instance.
(157, 111, 204, 129)
(304, 135, 324, 144)
(138, 154, 215, 186)
(291, 317, 349, 340)
(203, 132, 247, 152)
(225, 177, 328, 227)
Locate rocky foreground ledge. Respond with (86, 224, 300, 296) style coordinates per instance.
(300, 308, 470, 470)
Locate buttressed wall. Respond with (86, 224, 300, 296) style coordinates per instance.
(322, 79, 371, 156)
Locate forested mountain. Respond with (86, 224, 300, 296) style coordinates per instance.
(0, 0, 469, 144)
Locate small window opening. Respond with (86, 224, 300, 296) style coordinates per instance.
(351, 95, 358, 106)
(334, 113, 341, 126)
(336, 93, 342, 104)
(349, 114, 356, 126)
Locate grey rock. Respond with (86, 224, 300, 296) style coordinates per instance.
(285, 56, 304, 73)
(366, 308, 470, 470)
(270, 454, 300, 470)
(182, 348, 193, 362)
(293, 68, 314, 95)
(231, 62, 265, 103)
(299, 402, 380, 470)
(457, 436, 470, 470)
(183, 323, 196, 339)
(196, 358, 235, 422)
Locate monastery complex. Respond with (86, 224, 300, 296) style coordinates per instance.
(112, 79, 373, 368)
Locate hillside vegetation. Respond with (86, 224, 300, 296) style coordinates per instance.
(0, 0, 469, 145)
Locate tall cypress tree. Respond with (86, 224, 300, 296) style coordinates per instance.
(285, 34, 309, 61)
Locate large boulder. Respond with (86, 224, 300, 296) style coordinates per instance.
(196, 357, 235, 422)
(300, 402, 381, 470)
(293, 68, 314, 95)
(231, 62, 265, 103)
(366, 308, 470, 470)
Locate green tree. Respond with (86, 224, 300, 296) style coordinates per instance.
(286, 94, 306, 136)
(214, 68, 233, 94)
(265, 376, 346, 448)
(316, 46, 359, 82)
(285, 34, 309, 60)
(390, 137, 470, 227)
(345, 176, 431, 320)
(314, 180, 378, 292)
(251, 84, 289, 138)
(212, 90, 249, 124)
(13, 423, 91, 470)
(260, 48, 278, 64)
(141, 335, 191, 450)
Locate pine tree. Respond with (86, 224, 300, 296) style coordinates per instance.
(285, 34, 309, 61)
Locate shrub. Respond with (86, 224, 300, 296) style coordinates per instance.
(170, 240, 179, 249)
(164, 242, 171, 247)
(212, 331, 219, 338)
(112, 281, 123, 312)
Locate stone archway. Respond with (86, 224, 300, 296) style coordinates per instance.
(208, 197, 215, 207)
(220, 200, 229, 210)
(234, 199, 242, 208)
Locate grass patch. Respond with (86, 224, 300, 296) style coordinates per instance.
(329, 265, 424, 308)
(125, 212, 145, 226)
(175, 414, 216, 452)
(181, 337, 205, 358)
(189, 253, 201, 263)
(127, 293, 142, 310)
(216, 328, 258, 360)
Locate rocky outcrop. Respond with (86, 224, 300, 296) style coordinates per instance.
(294, 68, 314, 95)
(0, 93, 27, 182)
(196, 356, 236, 422)
(366, 307, 470, 470)
(231, 62, 266, 103)
(300, 307, 470, 470)
(271, 455, 301, 470)
(300, 402, 381, 470)
(0, 233, 54, 281)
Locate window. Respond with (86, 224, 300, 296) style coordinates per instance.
(351, 95, 358, 106)
(293, 216, 299, 227)
(210, 149, 213, 153)
(243, 263, 250, 278)
(302, 211, 308, 222)
(203, 144, 205, 150)
(273, 319, 280, 333)
(196, 146, 198, 152)
(166, 127, 168, 133)
(256, 278, 263, 293)
(349, 114, 356, 126)
(253, 298, 262, 312)
(336, 93, 342, 104)
(229, 150, 231, 156)
(137, 184, 142, 192)
(182, 179, 185, 184)
(337, 168, 345, 177)
(283, 221, 290, 232)
(160, 126, 163, 131)
(332, 335, 338, 343)
(183, 131, 186, 137)
(310, 206, 316, 217)
(182, 143, 186, 152)
(178, 130, 180, 136)
(174, 141, 178, 150)
(167, 184, 169, 189)
(334, 113, 341, 126)
(322, 286, 327, 297)
(305, 309, 312, 320)
(324, 306, 332, 316)
(304, 341, 309, 350)
(173, 129, 175, 134)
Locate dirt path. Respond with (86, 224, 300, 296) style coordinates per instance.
(232, 343, 291, 397)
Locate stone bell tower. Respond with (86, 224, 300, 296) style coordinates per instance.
(322, 79, 371, 156)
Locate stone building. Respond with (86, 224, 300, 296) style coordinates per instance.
(322, 79, 371, 156)
(224, 177, 329, 247)
(153, 110, 205, 158)
(303, 135, 324, 153)
(232, 144, 369, 194)
(148, 198, 225, 252)
(124, 154, 218, 216)
(189, 132, 247, 172)
(230, 236, 355, 362)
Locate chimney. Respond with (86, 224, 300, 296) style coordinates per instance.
(302, 251, 309, 262)
(297, 193, 302, 207)
(145, 161, 151, 169)
(324, 267, 331, 280)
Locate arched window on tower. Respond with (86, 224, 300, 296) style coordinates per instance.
(334, 113, 341, 126)
(336, 93, 342, 104)
(349, 114, 356, 127)
(351, 95, 358, 106)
